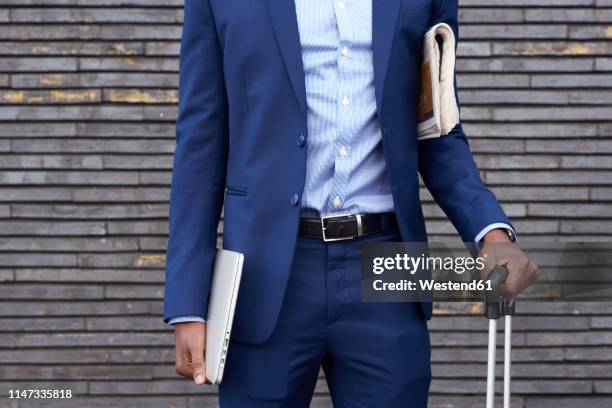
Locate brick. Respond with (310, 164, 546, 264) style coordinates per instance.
(78, 253, 165, 268)
(495, 107, 612, 121)
(76, 122, 174, 138)
(561, 156, 612, 169)
(529, 203, 612, 217)
(526, 8, 612, 22)
(0, 41, 143, 56)
(0, 348, 173, 364)
(494, 41, 610, 56)
(532, 73, 612, 88)
(105, 285, 164, 299)
(15, 268, 164, 283)
(570, 25, 612, 40)
(0, 106, 150, 121)
(0, 221, 105, 236)
(18, 332, 173, 347)
(138, 171, 172, 185)
(458, 57, 593, 73)
(591, 188, 612, 200)
(0, 301, 153, 317)
(0, 187, 72, 202)
(462, 24, 568, 39)
(11, 203, 169, 219)
(0, 254, 77, 267)
(80, 57, 178, 71)
(565, 347, 612, 362)
(72, 187, 170, 202)
(561, 220, 612, 234)
(0, 89, 100, 104)
(0, 154, 105, 169)
(430, 379, 591, 394)
(86, 316, 166, 331)
(107, 221, 168, 235)
(0, 25, 181, 41)
(0, 318, 84, 332)
(457, 73, 530, 88)
(591, 317, 612, 329)
(460, 90, 569, 105)
(12, 139, 174, 154)
(0, 237, 139, 251)
(0, 123, 77, 137)
(0, 364, 155, 380)
(465, 123, 598, 138)
(528, 139, 612, 153)
(0, 57, 77, 72)
(485, 171, 612, 185)
(526, 398, 612, 408)
(460, 8, 524, 23)
(145, 41, 181, 56)
(18, 397, 188, 408)
(89, 379, 217, 395)
(0, 269, 14, 282)
(139, 237, 168, 251)
(527, 332, 612, 347)
(10, 8, 179, 23)
(12, 73, 178, 88)
(0, 284, 103, 300)
(475, 154, 558, 169)
(0, 171, 139, 185)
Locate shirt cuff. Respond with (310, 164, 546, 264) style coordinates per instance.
(167, 316, 205, 326)
(474, 223, 516, 243)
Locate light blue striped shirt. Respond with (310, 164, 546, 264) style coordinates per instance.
(296, 0, 394, 217)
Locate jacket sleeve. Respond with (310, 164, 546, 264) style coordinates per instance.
(163, 0, 228, 323)
(418, 0, 513, 242)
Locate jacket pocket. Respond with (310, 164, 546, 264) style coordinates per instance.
(225, 186, 248, 196)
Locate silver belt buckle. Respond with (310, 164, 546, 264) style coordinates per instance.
(321, 214, 364, 242)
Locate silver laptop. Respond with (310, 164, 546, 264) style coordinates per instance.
(205, 249, 244, 384)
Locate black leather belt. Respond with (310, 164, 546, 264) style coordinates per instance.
(299, 213, 398, 242)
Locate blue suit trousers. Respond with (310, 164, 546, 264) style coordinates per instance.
(219, 229, 431, 407)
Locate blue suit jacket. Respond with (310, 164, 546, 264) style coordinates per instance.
(164, 0, 512, 345)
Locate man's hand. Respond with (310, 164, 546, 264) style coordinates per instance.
(174, 322, 208, 385)
(479, 229, 539, 298)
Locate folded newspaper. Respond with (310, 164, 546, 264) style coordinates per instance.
(417, 23, 460, 140)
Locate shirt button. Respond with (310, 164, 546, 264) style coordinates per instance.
(332, 196, 341, 208)
(340, 47, 350, 57)
(297, 133, 306, 147)
(341, 96, 350, 107)
(337, 1, 346, 9)
(290, 193, 300, 207)
(339, 146, 349, 157)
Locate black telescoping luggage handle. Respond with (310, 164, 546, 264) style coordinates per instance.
(485, 266, 515, 320)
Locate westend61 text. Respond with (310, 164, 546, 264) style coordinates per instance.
(372, 279, 493, 292)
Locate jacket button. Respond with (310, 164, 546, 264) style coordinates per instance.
(297, 133, 306, 147)
(290, 193, 300, 206)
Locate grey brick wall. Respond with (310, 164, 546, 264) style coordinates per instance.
(0, 1, 611, 407)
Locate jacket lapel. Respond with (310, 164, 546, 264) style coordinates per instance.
(265, 0, 308, 120)
(372, 0, 401, 115)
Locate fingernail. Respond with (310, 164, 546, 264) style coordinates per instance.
(195, 374, 204, 384)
